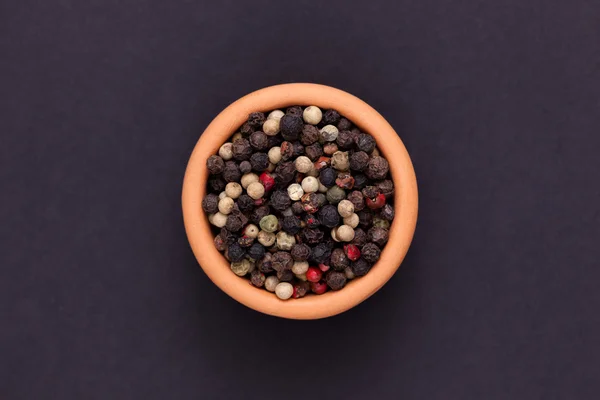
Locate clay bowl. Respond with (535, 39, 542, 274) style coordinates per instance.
(182, 83, 418, 319)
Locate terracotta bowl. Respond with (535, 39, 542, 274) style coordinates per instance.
(182, 83, 418, 319)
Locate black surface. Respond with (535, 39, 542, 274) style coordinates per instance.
(2, 1, 600, 399)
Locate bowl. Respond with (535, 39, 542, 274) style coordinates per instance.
(182, 83, 418, 319)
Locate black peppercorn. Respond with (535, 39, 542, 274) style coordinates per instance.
(361, 243, 381, 263)
(362, 185, 381, 200)
(280, 115, 303, 141)
(291, 243, 311, 261)
(267, 135, 282, 148)
(208, 176, 226, 192)
(249, 131, 269, 151)
(291, 201, 304, 215)
(223, 161, 241, 183)
(336, 130, 355, 150)
(337, 117, 352, 131)
(277, 269, 294, 282)
(315, 193, 327, 208)
(220, 228, 236, 245)
(322, 109, 341, 125)
(353, 174, 368, 190)
(304, 213, 320, 229)
(206, 155, 225, 175)
(351, 228, 367, 247)
(351, 258, 371, 277)
(250, 205, 270, 225)
(350, 151, 369, 171)
(247, 242, 266, 260)
(250, 269, 266, 287)
(301, 125, 320, 145)
(232, 138, 252, 161)
(214, 235, 227, 251)
(202, 193, 219, 213)
(347, 191, 365, 211)
(293, 281, 311, 298)
(237, 194, 255, 212)
(286, 106, 303, 117)
(311, 243, 332, 264)
(247, 112, 266, 128)
(226, 210, 247, 232)
(227, 242, 246, 262)
(282, 215, 302, 234)
(280, 141, 294, 161)
(330, 248, 349, 271)
(380, 203, 395, 221)
(357, 210, 373, 228)
(301, 228, 324, 244)
(274, 161, 296, 186)
(249, 152, 270, 172)
(325, 270, 347, 290)
(270, 190, 291, 211)
(356, 133, 376, 153)
(377, 179, 395, 199)
(301, 192, 320, 214)
(292, 141, 304, 157)
(368, 226, 389, 247)
(240, 122, 254, 136)
(319, 167, 337, 187)
(239, 160, 252, 174)
(272, 251, 293, 272)
(305, 143, 323, 161)
(257, 253, 273, 273)
(318, 205, 340, 228)
(365, 156, 389, 180)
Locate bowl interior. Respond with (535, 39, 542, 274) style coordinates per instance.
(182, 83, 418, 319)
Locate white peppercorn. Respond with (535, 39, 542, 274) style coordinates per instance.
(331, 151, 349, 171)
(337, 199, 355, 218)
(247, 181, 265, 199)
(345, 266, 356, 280)
(295, 156, 313, 173)
(257, 230, 276, 247)
(231, 132, 243, 142)
(318, 181, 328, 193)
(296, 273, 307, 281)
(218, 197, 235, 215)
(225, 182, 242, 199)
(268, 146, 282, 164)
(241, 172, 259, 189)
(263, 118, 280, 136)
(331, 226, 340, 242)
(301, 176, 319, 193)
(209, 212, 228, 228)
(218, 191, 227, 200)
(265, 275, 279, 292)
(275, 282, 293, 300)
(230, 259, 253, 276)
(303, 106, 323, 125)
(292, 261, 309, 275)
(218, 142, 233, 160)
(320, 125, 339, 142)
(343, 213, 360, 228)
(243, 224, 259, 238)
(336, 225, 355, 242)
(276, 231, 296, 251)
(268, 109, 285, 121)
(287, 183, 304, 201)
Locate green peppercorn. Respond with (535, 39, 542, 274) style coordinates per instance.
(326, 186, 346, 204)
(259, 215, 279, 233)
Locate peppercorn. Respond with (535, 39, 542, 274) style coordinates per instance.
(331, 151, 349, 171)
(222, 161, 241, 183)
(271, 251, 293, 272)
(243, 224, 259, 238)
(337, 117, 353, 131)
(286, 106, 303, 117)
(247, 152, 268, 172)
(380, 204, 395, 221)
(337, 199, 355, 218)
(279, 115, 303, 141)
(350, 258, 371, 277)
(247, 111, 266, 128)
(346, 191, 365, 212)
(336, 225, 355, 242)
(274, 161, 296, 186)
(377, 179, 395, 198)
(218, 142, 233, 160)
(276, 231, 296, 250)
(251, 206, 272, 226)
(238, 235, 254, 247)
(302, 105, 322, 125)
(214, 234, 227, 251)
(281, 216, 302, 235)
(368, 226, 389, 247)
(257, 230, 276, 247)
(270, 190, 291, 211)
(280, 141, 294, 161)
(351, 228, 367, 247)
(320, 125, 339, 142)
(343, 244, 361, 261)
(330, 248, 349, 271)
(224, 182, 242, 199)
(259, 215, 278, 233)
(311, 280, 328, 294)
(227, 242, 246, 262)
(291, 243, 311, 261)
(265, 275, 279, 292)
(325, 271, 346, 290)
(275, 281, 294, 298)
(310, 243, 332, 264)
(230, 259, 254, 276)
(292, 281, 311, 298)
(226, 210, 247, 232)
(365, 156, 389, 180)
(247, 182, 265, 200)
(318, 181, 328, 193)
(305, 143, 323, 161)
(306, 266, 323, 283)
(362, 185, 381, 199)
(301, 176, 319, 193)
(357, 210, 373, 228)
(335, 173, 355, 189)
(326, 186, 346, 204)
(301, 192, 319, 214)
(373, 216, 390, 229)
(247, 131, 268, 151)
(294, 156, 313, 173)
(314, 156, 331, 171)
(287, 183, 304, 201)
(323, 142, 338, 155)
(353, 174, 368, 190)
(303, 213, 320, 229)
(361, 243, 381, 263)
(356, 133, 376, 153)
(263, 118, 280, 136)
(291, 261, 309, 276)
(366, 193, 386, 209)
(299, 125, 319, 146)
(319, 167, 337, 187)
(302, 228, 324, 244)
(257, 253, 274, 273)
(202, 193, 219, 213)
(209, 212, 228, 228)
(245, 242, 265, 260)
(206, 155, 225, 175)
(268, 147, 282, 165)
(343, 213, 360, 229)
(318, 204, 340, 228)
(350, 151, 369, 171)
(250, 269, 266, 287)
(208, 176, 226, 192)
(292, 141, 304, 157)
(257, 172, 274, 193)
(335, 130, 355, 150)
(320, 109, 340, 126)
(240, 122, 253, 136)
(291, 201, 304, 215)
(345, 266, 356, 280)
(231, 138, 252, 161)
(236, 194, 254, 213)
(238, 161, 252, 174)
(218, 197, 235, 215)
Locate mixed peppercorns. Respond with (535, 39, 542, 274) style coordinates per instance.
(203, 106, 394, 300)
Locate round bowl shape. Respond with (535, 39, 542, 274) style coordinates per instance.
(182, 83, 418, 319)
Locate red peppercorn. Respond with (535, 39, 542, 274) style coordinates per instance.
(310, 281, 328, 295)
(259, 172, 275, 192)
(306, 266, 323, 282)
(254, 198, 266, 206)
(318, 263, 330, 272)
(343, 244, 361, 261)
(314, 156, 331, 170)
(366, 193, 386, 209)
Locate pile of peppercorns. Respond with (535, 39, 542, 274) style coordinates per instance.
(202, 105, 394, 300)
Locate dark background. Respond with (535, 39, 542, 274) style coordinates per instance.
(2, 0, 599, 399)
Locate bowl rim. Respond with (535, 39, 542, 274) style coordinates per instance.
(182, 83, 418, 319)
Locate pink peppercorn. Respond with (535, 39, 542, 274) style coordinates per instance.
(366, 193, 386, 209)
(343, 244, 361, 261)
(259, 172, 275, 192)
(310, 281, 328, 295)
(306, 267, 323, 282)
(318, 263, 330, 272)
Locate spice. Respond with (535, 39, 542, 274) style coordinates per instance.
(301, 176, 319, 193)
(248, 131, 268, 151)
(310, 243, 331, 264)
(202, 193, 219, 213)
(292, 261, 309, 275)
(361, 243, 381, 263)
(323, 142, 338, 155)
(326, 186, 346, 204)
(353, 174, 368, 190)
(301, 228, 324, 244)
(319, 205, 340, 228)
(270, 190, 292, 211)
(344, 266, 355, 280)
(225, 182, 242, 199)
(274, 161, 296, 186)
(305, 143, 323, 161)
(225, 210, 247, 232)
(214, 235, 227, 251)
(366, 156, 389, 180)
(218, 142, 233, 160)
(380, 204, 395, 221)
(276, 231, 296, 251)
(250, 270, 266, 287)
(218, 197, 235, 215)
(331, 151, 349, 171)
(343, 213, 360, 229)
(280, 141, 294, 161)
(350, 151, 369, 171)
(320, 125, 339, 142)
(287, 183, 304, 201)
(373, 216, 390, 229)
(239, 161, 252, 174)
(310, 281, 328, 294)
(281, 216, 302, 235)
(286, 106, 303, 116)
(301, 124, 320, 145)
(232, 138, 252, 161)
(366, 193, 386, 209)
(209, 212, 228, 228)
(337, 199, 355, 218)
(247, 243, 266, 260)
(304, 213, 320, 229)
(356, 134, 376, 153)
(257, 230, 276, 247)
(277, 269, 294, 282)
(322, 109, 341, 125)
(259, 215, 278, 233)
(207, 155, 225, 174)
(268, 110, 284, 121)
(346, 191, 365, 212)
(319, 167, 337, 187)
(351, 258, 371, 277)
(330, 248, 349, 271)
(275, 282, 294, 300)
(335, 130, 354, 149)
(223, 161, 241, 183)
(231, 259, 253, 276)
(336, 225, 355, 242)
(314, 156, 330, 170)
(377, 179, 395, 198)
(325, 271, 346, 290)
(227, 242, 246, 262)
(291, 201, 304, 215)
(357, 210, 373, 228)
(291, 243, 311, 261)
(263, 118, 280, 136)
(306, 266, 323, 283)
(343, 244, 361, 261)
(280, 115, 303, 141)
(303, 105, 322, 125)
(351, 228, 367, 247)
(292, 281, 310, 298)
(235, 194, 253, 213)
(301, 192, 319, 214)
(335, 173, 354, 189)
(268, 146, 282, 163)
(271, 251, 293, 272)
(249, 152, 270, 172)
(295, 156, 313, 173)
(265, 275, 279, 292)
(368, 227, 389, 247)
(243, 224, 259, 238)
